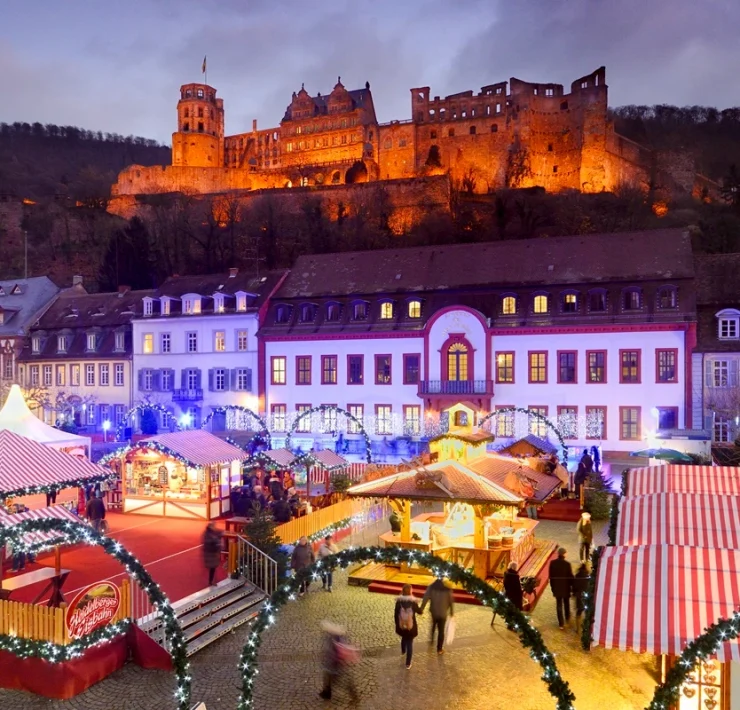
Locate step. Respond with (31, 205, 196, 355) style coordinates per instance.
(367, 581, 483, 606)
(182, 590, 264, 644)
(185, 603, 264, 657)
(178, 587, 258, 632)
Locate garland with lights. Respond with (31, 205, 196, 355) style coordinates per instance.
(237, 546, 575, 710)
(285, 405, 372, 463)
(580, 545, 602, 652)
(0, 472, 116, 502)
(607, 493, 621, 547)
(428, 432, 493, 447)
(201, 406, 271, 449)
(478, 407, 569, 465)
(0, 519, 191, 709)
(99, 440, 202, 469)
(115, 402, 181, 441)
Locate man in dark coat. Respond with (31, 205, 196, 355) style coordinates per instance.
(548, 547, 574, 629)
(573, 563, 590, 631)
(86, 491, 107, 533)
(291, 536, 315, 596)
(202, 523, 223, 586)
(503, 561, 524, 610)
(580, 449, 594, 474)
(419, 577, 454, 653)
(272, 493, 293, 523)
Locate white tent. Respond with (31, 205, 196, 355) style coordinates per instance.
(0, 385, 91, 454)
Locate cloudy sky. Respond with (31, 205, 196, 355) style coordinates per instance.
(2, 0, 738, 144)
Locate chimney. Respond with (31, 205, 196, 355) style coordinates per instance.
(118, 285, 131, 296)
(72, 275, 83, 287)
(228, 267, 239, 278)
(252, 119, 257, 132)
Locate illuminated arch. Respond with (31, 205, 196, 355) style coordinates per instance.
(115, 401, 180, 441)
(285, 405, 372, 463)
(201, 405, 271, 448)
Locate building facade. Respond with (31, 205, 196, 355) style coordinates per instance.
(260, 230, 695, 457)
(17, 283, 151, 431)
(131, 269, 287, 429)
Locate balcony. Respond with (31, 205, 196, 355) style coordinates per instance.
(172, 388, 203, 402)
(418, 380, 494, 396)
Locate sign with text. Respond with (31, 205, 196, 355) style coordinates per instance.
(65, 582, 121, 639)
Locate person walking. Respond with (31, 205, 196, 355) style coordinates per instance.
(394, 584, 422, 669)
(291, 535, 315, 596)
(576, 512, 594, 563)
(45, 487, 58, 507)
(317, 534, 339, 592)
(319, 621, 359, 702)
(573, 563, 590, 632)
(581, 449, 594, 474)
(85, 491, 106, 533)
(503, 561, 524, 611)
(202, 522, 223, 587)
(419, 577, 454, 654)
(549, 547, 574, 629)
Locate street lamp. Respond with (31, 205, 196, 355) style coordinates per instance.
(102, 419, 111, 442)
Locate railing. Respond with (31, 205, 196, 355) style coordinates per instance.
(130, 575, 158, 626)
(233, 536, 278, 597)
(418, 380, 494, 395)
(274, 498, 363, 544)
(172, 388, 203, 401)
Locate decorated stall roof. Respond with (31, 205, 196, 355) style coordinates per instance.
(625, 464, 740, 497)
(616, 492, 740, 548)
(0, 430, 112, 497)
(0, 504, 81, 547)
(348, 460, 522, 506)
(592, 543, 740, 661)
(499, 434, 559, 457)
(257, 448, 298, 468)
(467, 454, 562, 504)
(307, 449, 348, 470)
(141, 430, 246, 467)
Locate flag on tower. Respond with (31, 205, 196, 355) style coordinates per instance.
(202, 56, 207, 74)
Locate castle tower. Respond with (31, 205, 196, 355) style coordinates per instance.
(171, 83, 225, 168)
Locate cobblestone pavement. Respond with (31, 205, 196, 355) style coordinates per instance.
(0, 519, 658, 710)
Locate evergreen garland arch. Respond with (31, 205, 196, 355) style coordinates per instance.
(477, 407, 569, 464)
(0, 519, 191, 709)
(115, 402, 180, 441)
(200, 406, 271, 448)
(285, 405, 372, 463)
(237, 546, 575, 710)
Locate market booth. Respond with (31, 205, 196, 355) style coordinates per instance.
(624, 464, 740, 497)
(114, 430, 246, 520)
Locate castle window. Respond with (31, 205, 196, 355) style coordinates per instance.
(545, 88, 554, 96)
(408, 300, 422, 319)
(469, 126, 476, 135)
(399, 137, 407, 147)
(495, 103, 501, 114)
(622, 288, 642, 311)
(430, 130, 437, 139)
(331, 171, 341, 184)
(185, 89, 192, 97)
(197, 89, 204, 98)
(533, 88, 538, 95)
(548, 143, 553, 151)
(491, 124, 498, 133)
(448, 128, 455, 137)
(553, 166, 558, 173)
(198, 107, 203, 118)
(461, 110, 467, 117)
(581, 81, 588, 89)
(560, 101, 569, 110)
(380, 302, 394, 320)
(183, 122, 189, 132)
(198, 122, 204, 133)
(496, 87, 502, 94)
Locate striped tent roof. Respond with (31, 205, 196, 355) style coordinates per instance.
(616, 493, 740, 548)
(142, 430, 247, 467)
(0, 430, 111, 494)
(592, 544, 740, 661)
(0, 504, 82, 546)
(260, 448, 298, 468)
(626, 465, 740, 497)
(309, 450, 348, 470)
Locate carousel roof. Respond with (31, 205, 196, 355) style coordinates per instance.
(467, 454, 562, 504)
(142, 430, 247, 467)
(347, 460, 522, 506)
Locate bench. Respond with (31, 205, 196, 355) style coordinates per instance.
(0, 567, 71, 607)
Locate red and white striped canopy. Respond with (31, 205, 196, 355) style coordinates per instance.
(626, 465, 740, 497)
(0, 504, 83, 546)
(142, 430, 246, 467)
(593, 544, 740, 661)
(0, 429, 111, 494)
(617, 493, 740, 548)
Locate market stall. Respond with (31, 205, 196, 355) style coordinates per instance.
(114, 430, 246, 520)
(499, 434, 559, 459)
(624, 464, 740, 497)
(467, 453, 562, 506)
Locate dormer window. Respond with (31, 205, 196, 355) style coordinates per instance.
(407, 300, 422, 318)
(352, 302, 368, 321)
(380, 302, 394, 320)
(183, 296, 202, 315)
(562, 292, 578, 313)
(717, 309, 740, 340)
(86, 333, 97, 352)
(57, 335, 68, 353)
(213, 294, 225, 313)
(236, 293, 247, 312)
(657, 286, 678, 309)
(114, 331, 125, 352)
(143, 298, 153, 317)
(300, 304, 315, 323)
(326, 303, 341, 322)
(501, 295, 517, 315)
(161, 298, 171, 316)
(31, 336, 41, 354)
(533, 293, 549, 314)
(622, 288, 642, 311)
(275, 305, 291, 324)
(588, 289, 607, 312)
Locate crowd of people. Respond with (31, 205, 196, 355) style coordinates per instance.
(231, 470, 304, 521)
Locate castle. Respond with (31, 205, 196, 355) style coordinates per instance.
(109, 66, 681, 213)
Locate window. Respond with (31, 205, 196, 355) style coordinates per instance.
(143, 333, 154, 354)
(446, 343, 468, 381)
(141, 368, 152, 391)
(709, 360, 732, 388)
(657, 287, 677, 309)
(161, 368, 173, 391)
(187, 332, 198, 353)
(376, 405, 393, 435)
(491, 123, 498, 132)
(115, 331, 125, 351)
(380, 302, 394, 320)
(300, 304, 315, 323)
(296, 404, 312, 433)
(656, 349, 678, 383)
(347, 405, 364, 434)
(86, 406, 95, 426)
(533, 294, 549, 314)
(656, 407, 678, 430)
(213, 368, 227, 391)
(271, 404, 287, 432)
(161, 299, 171, 316)
(296, 356, 312, 385)
(55, 364, 65, 386)
(352, 302, 367, 320)
(714, 416, 732, 443)
(143, 299, 153, 316)
(114, 404, 125, 425)
(3, 357, 11, 380)
(557, 406, 578, 439)
(235, 368, 251, 391)
(553, 166, 558, 174)
(185, 368, 199, 390)
(321, 406, 338, 433)
(403, 354, 420, 385)
(214, 330, 226, 352)
(562, 292, 578, 313)
(86, 333, 97, 351)
(528, 406, 548, 437)
(403, 405, 421, 436)
(448, 128, 455, 137)
(622, 289, 642, 311)
(236, 294, 247, 312)
(469, 126, 476, 135)
(375, 355, 392, 384)
(585, 407, 607, 440)
(501, 295, 516, 315)
(496, 352, 514, 383)
(43, 365, 52, 387)
(408, 300, 421, 319)
(620, 406, 641, 440)
(271, 356, 287, 385)
(322, 355, 338, 385)
(85, 364, 95, 386)
(495, 407, 514, 437)
(528, 352, 547, 383)
(71, 364, 80, 386)
(214, 295, 225, 314)
(557, 351, 577, 383)
(588, 290, 607, 313)
(114, 363, 124, 386)
(586, 351, 607, 383)
(160, 333, 171, 353)
(237, 330, 248, 352)
(347, 355, 364, 385)
(620, 350, 641, 383)
(275, 305, 291, 324)
(719, 315, 740, 340)
(99, 364, 109, 386)
(30, 365, 39, 386)
(57, 335, 68, 353)
(326, 303, 341, 322)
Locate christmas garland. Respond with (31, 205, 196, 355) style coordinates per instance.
(428, 432, 494, 447)
(477, 407, 569, 466)
(285, 405, 373, 464)
(99, 440, 204, 469)
(580, 545, 603, 652)
(607, 491, 620, 546)
(115, 402, 181, 441)
(237, 546, 575, 710)
(0, 473, 115, 501)
(200, 406, 271, 448)
(0, 519, 191, 710)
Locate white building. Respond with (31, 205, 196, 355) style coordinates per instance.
(260, 230, 695, 458)
(132, 269, 286, 430)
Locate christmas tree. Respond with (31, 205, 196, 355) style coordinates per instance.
(242, 503, 288, 582)
(583, 471, 612, 520)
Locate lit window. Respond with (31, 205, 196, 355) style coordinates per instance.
(533, 294, 549, 314)
(380, 302, 394, 320)
(71, 365, 80, 386)
(620, 350, 641, 383)
(271, 404, 287, 432)
(528, 407, 548, 437)
(348, 405, 364, 434)
(322, 356, 338, 385)
(375, 355, 392, 384)
(236, 294, 247, 312)
(501, 296, 516, 315)
(403, 406, 421, 436)
(214, 330, 226, 352)
(408, 300, 421, 318)
(495, 408, 514, 437)
(236, 330, 248, 352)
(620, 407, 641, 440)
(161, 299, 170, 316)
(214, 296, 225, 314)
(446, 343, 468, 381)
(271, 357, 287, 385)
(55, 364, 65, 386)
(143, 334, 153, 354)
(562, 293, 578, 313)
(496, 353, 514, 383)
(587, 351, 606, 383)
(376, 405, 393, 435)
(296, 404, 312, 433)
(656, 349, 677, 383)
(528, 352, 547, 383)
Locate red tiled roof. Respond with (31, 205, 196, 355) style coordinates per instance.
(142, 430, 246, 467)
(467, 454, 561, 504)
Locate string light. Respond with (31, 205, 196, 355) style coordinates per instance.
(0, 473, 116, 502)
(115, 402, 182, 442)
(200, 406, 271, 449)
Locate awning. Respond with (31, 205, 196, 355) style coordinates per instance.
(592, 544, 740, 661)
(0, 504, 83, 547)
(625, 465, 740, 497)
(308, 449, 348, 470)
(616, 493, 740, 548)
(260, 448, 297, 468)
(141, 430, 247, 467)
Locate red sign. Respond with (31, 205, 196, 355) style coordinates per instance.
(65, 582, 121, 639)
